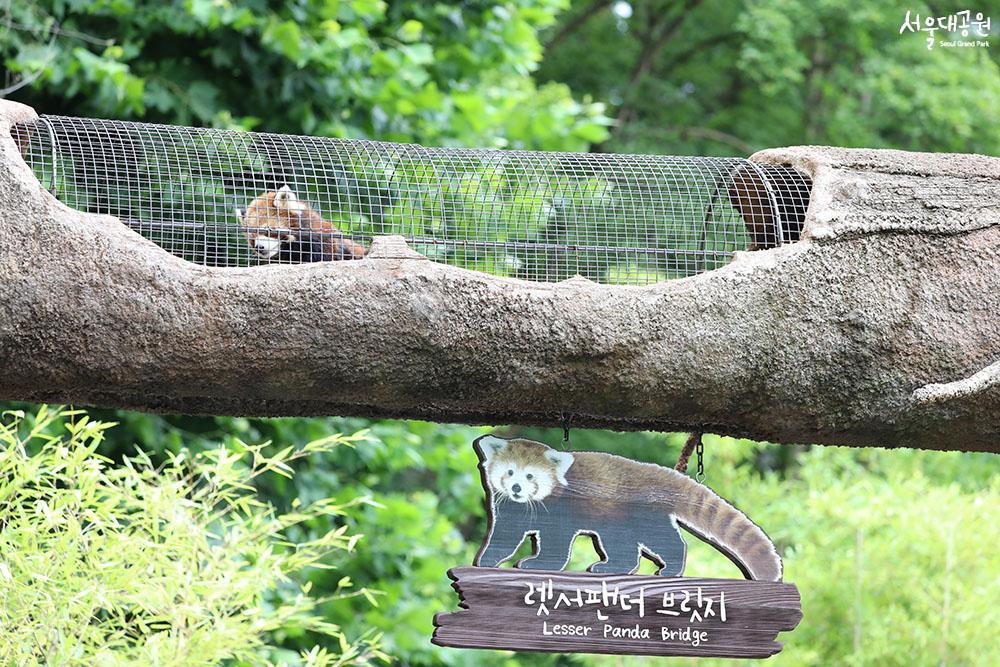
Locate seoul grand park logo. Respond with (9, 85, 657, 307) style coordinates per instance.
(900, 10, 992, 50)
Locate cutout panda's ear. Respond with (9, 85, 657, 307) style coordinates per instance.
(475, 435, 508, 463)
(545, 450, 575, 485)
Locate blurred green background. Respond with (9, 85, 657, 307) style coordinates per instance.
(2, 1, 999, 665)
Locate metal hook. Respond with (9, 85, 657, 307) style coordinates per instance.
(561, 412, 572, 448)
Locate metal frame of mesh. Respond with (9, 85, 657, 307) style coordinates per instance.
(11, 115, 811, 286)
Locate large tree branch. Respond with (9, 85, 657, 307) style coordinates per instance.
(680, 126, 754, 154)
(614, 0, 705, 131)
(544, 0, 611, 51)
(0, 100, 998, 452)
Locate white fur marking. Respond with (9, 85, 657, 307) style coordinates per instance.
(252, 235, 283, 258)
(476, 435, 508, 464)
(545, 450, 574, 485)
(274, 185, 307, 216)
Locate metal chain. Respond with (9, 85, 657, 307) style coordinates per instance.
(695, 438, 705, 482)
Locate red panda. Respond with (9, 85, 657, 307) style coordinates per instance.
(235, 185, 366, 262)
(473, 435, 782, 582)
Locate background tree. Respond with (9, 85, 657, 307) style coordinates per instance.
(1, 0, 609, 148)
(538, 0, 1000, 155)
(2, 0, 999, 665)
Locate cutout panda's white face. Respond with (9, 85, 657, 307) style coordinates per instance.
(490, 460, 557, 503)
(476, 435, 574, 504)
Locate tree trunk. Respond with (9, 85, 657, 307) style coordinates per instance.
(0, 101, 997, 452)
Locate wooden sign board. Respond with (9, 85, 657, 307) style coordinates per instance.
(433, 435, 802, 658)
(434, 568, 802, 658)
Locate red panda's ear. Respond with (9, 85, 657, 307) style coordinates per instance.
(274, 185, 296, 203)
(545, 450, 575, 485)
(275, 185, 307, 215)
(474, 435, 508, 463)
(234, 207, 244, 222)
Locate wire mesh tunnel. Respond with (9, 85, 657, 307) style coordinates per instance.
(10, 115, 811, 286)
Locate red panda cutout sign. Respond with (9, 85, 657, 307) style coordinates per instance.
(433, 435, 803, 658)
(473, 435, 781, 580)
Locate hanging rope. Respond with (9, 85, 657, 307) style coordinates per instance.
(675, 432, 704, 475)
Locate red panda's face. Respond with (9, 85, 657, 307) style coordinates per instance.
(236, 186, 305, 258)
(476, 436, 574, 503)
(249, 232, 285, 258)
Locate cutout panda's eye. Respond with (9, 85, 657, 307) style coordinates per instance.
(526, 474, 533, 480)
(507, 469, 514, 476)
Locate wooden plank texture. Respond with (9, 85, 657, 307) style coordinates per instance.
(433, 567, 802, 658)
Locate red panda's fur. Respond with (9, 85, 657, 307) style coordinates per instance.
(237, 186, 365, 261)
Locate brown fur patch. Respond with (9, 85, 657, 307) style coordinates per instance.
(240, 190, 365, 259)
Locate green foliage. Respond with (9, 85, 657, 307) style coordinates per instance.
(3, 1, 1000, 664)
(0, 407, 386, 666)
(8, 406, 495, 665)
(2, 0, 609, 150)
(539, 0, 1000, 156)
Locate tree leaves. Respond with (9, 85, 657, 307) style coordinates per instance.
(540, 0, 1000, 156)
(3, 0, 609, 150)
(0, 407, 388, 666)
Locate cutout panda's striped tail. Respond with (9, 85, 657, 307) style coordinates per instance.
(668, 470, 783, 582)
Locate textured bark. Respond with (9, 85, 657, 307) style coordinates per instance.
(0, 100, 997, 452)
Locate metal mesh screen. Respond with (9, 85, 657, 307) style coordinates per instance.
(10, 115, 811, 285)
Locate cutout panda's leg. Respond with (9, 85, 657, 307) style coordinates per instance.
(476, 523, 528, 567)
(643, 521, 687, 577)
(517, 526, 575, 571)
(588, 534, 642, 575)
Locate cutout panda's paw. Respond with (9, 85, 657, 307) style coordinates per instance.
(518, 557, 567, 571)
(588, 561, 630, 575)
(655, 564, 684, 577)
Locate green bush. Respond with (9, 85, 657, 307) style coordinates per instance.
(6, 406, 996, 666)
(587, 439, 1000, 667)
(1, 0, 610, 149)
(0, 407, 386, 667)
